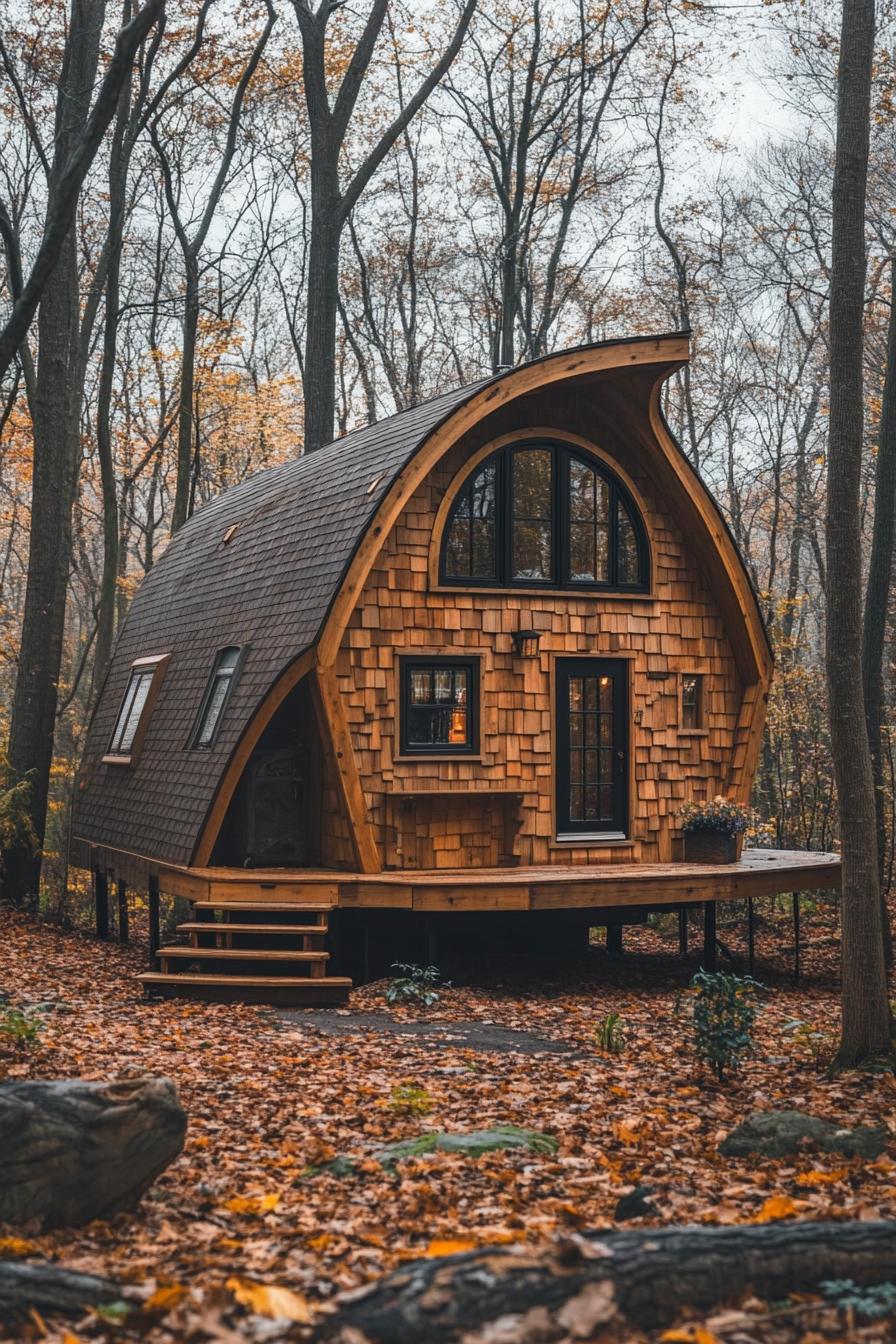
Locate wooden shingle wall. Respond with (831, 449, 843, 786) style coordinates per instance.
(330, 384, 749, 871)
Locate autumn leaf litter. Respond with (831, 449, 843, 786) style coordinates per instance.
(1, 907, 895, 1343)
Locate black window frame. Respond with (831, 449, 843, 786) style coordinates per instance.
(399, 656, 480, 756)
(440, 439, 649, 593)
(680, 672, 704, 732)
(555, 656, 629, 840)
(187, 645, 247, 750)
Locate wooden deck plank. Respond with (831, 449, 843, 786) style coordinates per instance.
(157, 849, 840, 912)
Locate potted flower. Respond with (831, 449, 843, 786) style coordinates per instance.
(678, 796, 753, 864)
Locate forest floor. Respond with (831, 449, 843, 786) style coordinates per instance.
(1, 898, 895, 1344)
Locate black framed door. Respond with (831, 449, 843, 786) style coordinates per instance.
(555, 658, 629, 839)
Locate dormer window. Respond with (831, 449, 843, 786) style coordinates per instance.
(189, 647, 243, 749)
(441, 441, 648, 592)
(103, 655, 170, 765)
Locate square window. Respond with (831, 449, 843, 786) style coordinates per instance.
(681, 674, 703, 731)
(400, 658, 478, 754)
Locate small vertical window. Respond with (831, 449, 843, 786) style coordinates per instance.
(190, 647, 242, 749)
(681, 674, 703, 731)
(105, 655, 170, 763)
(400, 658, 478, 754)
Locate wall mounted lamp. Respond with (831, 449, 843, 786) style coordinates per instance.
(511, 629, 542, 658)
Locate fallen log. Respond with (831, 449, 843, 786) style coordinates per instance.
(0, 1263, 123, 1320)
(0, 1076, 186, 1227)
(319, 1220, 896, 1341)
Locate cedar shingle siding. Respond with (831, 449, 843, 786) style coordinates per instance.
(72, 380, 489, 865)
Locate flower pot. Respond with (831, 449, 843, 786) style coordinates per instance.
(684, 831, 743, 864)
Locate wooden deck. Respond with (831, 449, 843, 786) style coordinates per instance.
(158, 848, 841, 913)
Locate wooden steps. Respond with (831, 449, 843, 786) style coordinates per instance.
(139, 972, 351, 1005)
(178, 922, 326, 936)
(138, 899, 351, 1005)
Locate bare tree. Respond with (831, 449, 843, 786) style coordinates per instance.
(291, 0, 478, 452)
(0, 0, 164, 382)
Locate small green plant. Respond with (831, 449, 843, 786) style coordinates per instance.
(821, 1279, 896, 1321)
(385, 963, 445, 1006)
(389, 1083, 433, 1116)
(691, 969, 764, 1081)
(594, 1010, 626, 1054)
(0, 1006, 42, 1049)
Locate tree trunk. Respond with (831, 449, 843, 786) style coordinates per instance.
(826, 0, 891, 1065)
(0, 1076, 186, 1227)
(320, 1221, 896, 1340)
(2, 0, 107, 907)
(303, 178, 341, 454)
(0, 1263, 123, 1321)
(170, 253, 200, 533)
(93, 16, 134, 689)
(862, 253, 896, 962)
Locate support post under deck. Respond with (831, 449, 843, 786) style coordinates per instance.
(94, 869, 109, 941)
(117, 879, 129, 945)
(703, 901, 717, 972)
(148, 875, 160, 965)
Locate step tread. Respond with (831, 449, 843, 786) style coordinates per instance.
(194, 901, 334, 912)
(178, 922, 326, 935)
(158, 946, 328, 962)
(139, 972, 352, 987)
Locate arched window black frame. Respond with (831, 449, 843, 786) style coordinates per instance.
(439, 440, 650, 593)
(187, 646, 246, 750)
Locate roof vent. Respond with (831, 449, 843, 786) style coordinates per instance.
(495, 363, 513, 373)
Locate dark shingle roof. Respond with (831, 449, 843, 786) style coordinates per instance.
(72, 378, 491, 865)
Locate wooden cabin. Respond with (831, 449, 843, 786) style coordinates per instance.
(71, 334, 840, 1003)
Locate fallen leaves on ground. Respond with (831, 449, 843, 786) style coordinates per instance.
(0, 901, 893, 1344)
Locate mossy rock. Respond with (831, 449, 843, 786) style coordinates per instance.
(378, 1125, 557, 1167)
(719, 1110, 887, 1160)
(305, 1126, 557, 1178)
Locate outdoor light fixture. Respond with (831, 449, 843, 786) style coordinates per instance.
(511, 629, 542, 658)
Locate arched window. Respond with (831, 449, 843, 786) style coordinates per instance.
(441, 442, 648, 591)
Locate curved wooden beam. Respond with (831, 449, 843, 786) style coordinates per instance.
(192, 650, 317, 867)
(317, 337, 692, 668)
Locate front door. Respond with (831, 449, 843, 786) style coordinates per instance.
(556, 658, 628, 840)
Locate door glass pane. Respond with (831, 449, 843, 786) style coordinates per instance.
(561, 665, 624, 833)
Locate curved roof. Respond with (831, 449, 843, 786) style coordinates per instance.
(73, 333, 770, 867)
